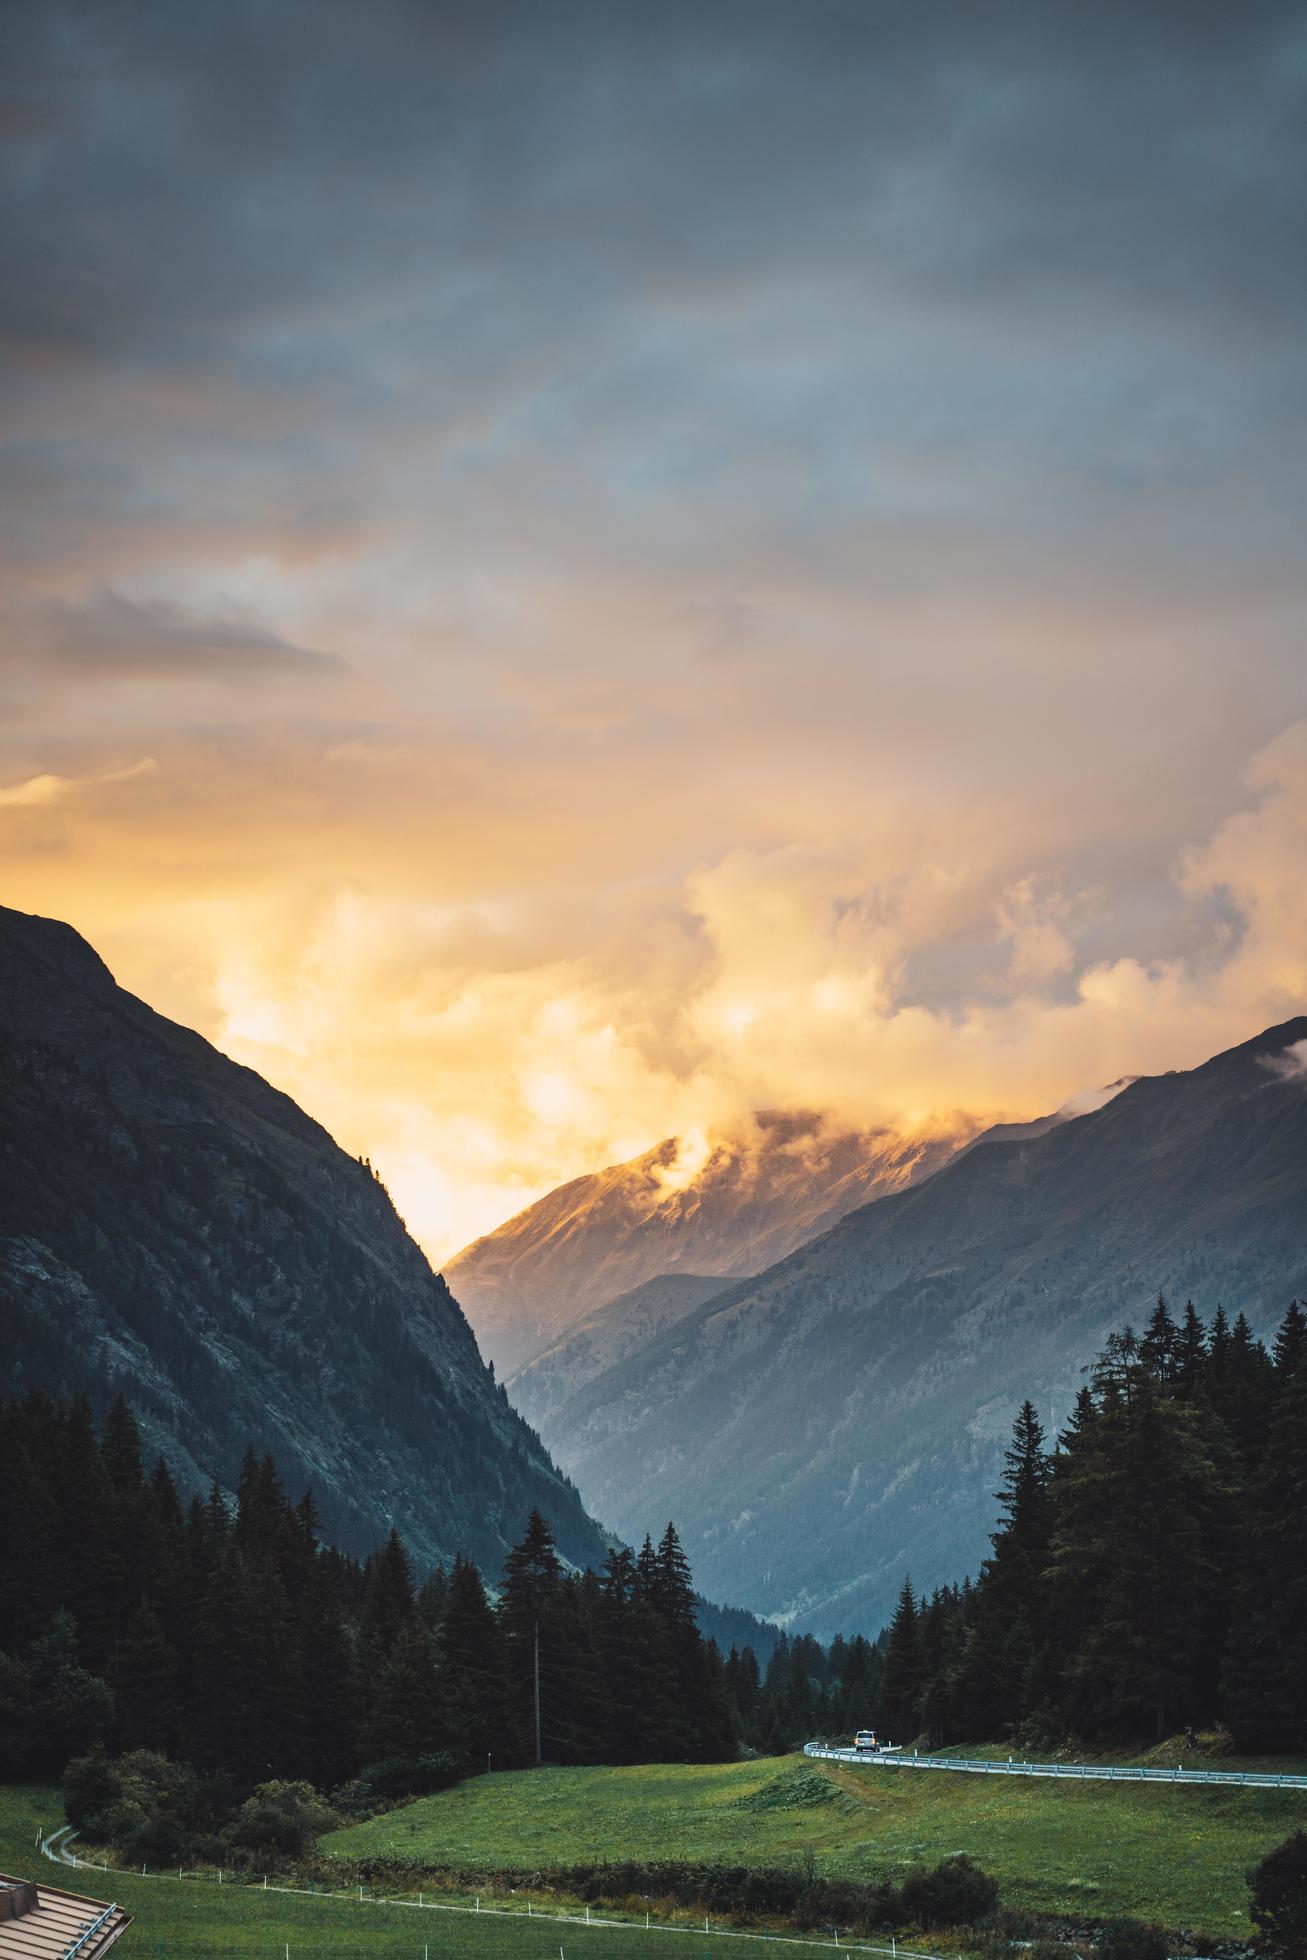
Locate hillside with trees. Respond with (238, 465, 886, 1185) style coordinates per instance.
(0, 1392, 736, 1792)
(736, 1299, 1306, 1755)
(541, 1022, 1307, 1635)
(0, 903, 603, 1574)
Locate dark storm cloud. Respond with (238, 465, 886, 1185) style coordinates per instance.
(3, 0, 1306, 370)
(2, 0, 1306, 646)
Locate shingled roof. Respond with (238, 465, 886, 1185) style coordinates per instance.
(0, 1874, 131, 1959)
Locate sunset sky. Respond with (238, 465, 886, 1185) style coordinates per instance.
(3, 1, 1306, 1260)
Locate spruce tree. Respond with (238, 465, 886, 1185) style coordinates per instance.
(439, 1556, 508, 1768)
(366, 1619, 448, 1762)
(499, 1511, 563, 1764)
(1225, 1342, 1307, 1749)
(113, 1603, 181, 1753)
(879, 1580, 921, 1742)
(362, 1528, 416, 1654)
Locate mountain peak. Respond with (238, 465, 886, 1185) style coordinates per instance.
(0, 902, 119, 997)
(0, 905, 607, 1575)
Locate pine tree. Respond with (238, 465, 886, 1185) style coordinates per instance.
(1176, 1302, 1208, 1392)
(878, 1580, 921, 1742)
(439, 1556, 507, 1768)
(499, 1511, 563, 1764)
(362, 1528, 416, 1655)
(1272, 1300, 1306, 1377)
(1141, 1297, 1180, 1383)
(113, 1603, 181, 1753)
(1225, 1335, 1307, 1749)
(366, 1619, 449, 1762)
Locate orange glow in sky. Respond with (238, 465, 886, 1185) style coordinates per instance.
(3, 6, 1306, 1262)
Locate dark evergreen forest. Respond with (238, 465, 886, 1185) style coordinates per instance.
(745, 1299, 1307, 1756)
(0, 1394, 736, 1788)
(4, 1295, 1302, 1810)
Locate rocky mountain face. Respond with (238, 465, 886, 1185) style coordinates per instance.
(445, 1113, 971, 1375)
(0, 905, 606, 1576)
(532, 1022, 1307, 1636)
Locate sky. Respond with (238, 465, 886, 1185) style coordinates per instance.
(3, 0, 1307, 1261)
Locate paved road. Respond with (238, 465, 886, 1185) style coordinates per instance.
(805, 1742, 1307, 1790)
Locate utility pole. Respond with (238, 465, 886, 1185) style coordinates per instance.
(533, 1619, 543, 1766)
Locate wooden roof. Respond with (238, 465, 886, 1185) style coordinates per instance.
(0, 1874, 131, 1960)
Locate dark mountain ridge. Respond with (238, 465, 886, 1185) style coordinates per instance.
(539, 1018, 1307, 1635)
(0, 903, 606, 1575)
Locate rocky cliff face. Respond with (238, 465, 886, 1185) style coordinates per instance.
(446, 1113, 971, 1375)
(0, 904, 606, 1575)
(533, 1021, 1307, 1635)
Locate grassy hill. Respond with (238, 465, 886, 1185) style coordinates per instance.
(0, 1784, 832, 1959)
(323, 1751, 1307, 1938)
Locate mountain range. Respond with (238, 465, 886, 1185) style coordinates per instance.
(0, 903, 605, 1576)
(498, 1022, 1307, 1635)
(446, 1113, 970, 1375)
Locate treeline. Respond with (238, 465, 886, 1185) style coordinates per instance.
(0, 1393, 735, 1788)
(727, 1632, 884, 1754)
(859, 1299, 1307, 1750)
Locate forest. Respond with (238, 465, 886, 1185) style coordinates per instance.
(741, 1299, 1307, 1755)
(3, 1294, 1302, 1829)
(0, 1393, 736, 1794)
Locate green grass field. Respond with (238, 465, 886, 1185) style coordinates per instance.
(324, 1752, 1307, 1938)
(7, 1748, 1307, 1953)
(0, 1783, 904, 1959)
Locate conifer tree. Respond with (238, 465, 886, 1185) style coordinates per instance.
(499, 1510, 563, 1763)
(878, 1579, 921, 1742)
(366, 1619, 448, 1762)
(1141, 1296, 1180, 1382)
(1225, 1343, 1307, 1749)
(113, 1603, 181, 1753)
(1176, 1302, 1208, 1391)
(362, 1528, 416, 1654)
(439, 1555, 507, 1767)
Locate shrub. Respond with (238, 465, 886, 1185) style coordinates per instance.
(333, 1753, 461, 1816)
(1097, 1918, 1168, 1960)
(226, 1781, 336, 1860)
(64, 1749, 237, 1866)
(898, 1854, 999, 1928)
(1248, 1828, 1307, 1949)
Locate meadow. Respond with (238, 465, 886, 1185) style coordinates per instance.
(323, 1750, 1307, 1938)
(6, 1747, 1307, 1953)
(0, 1782, 909, 1960)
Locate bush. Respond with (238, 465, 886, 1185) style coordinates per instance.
(64, 1750, 339, 1868)
(1249, 1829, 1307, 1949)
(65, 1749, 237, 1866)
(1097, 1918, 1168, 1960)
(226, 1782, 336, 1860)
(333, 1753, 461, 1818)
(898, 1854, 999, 1928)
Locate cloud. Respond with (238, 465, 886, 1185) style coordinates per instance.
(47, 718, 1289, 1262)
(0, 759, 156, 809)
(39, 591, 345, 680)
(995, 879, 1079, 991)
(2, 2, 1306, 1258)
(1263, 1039, 1307, 1084)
